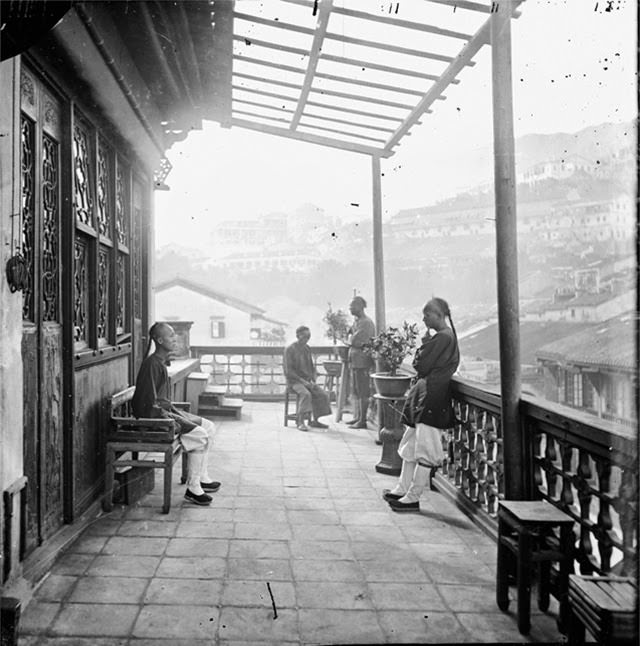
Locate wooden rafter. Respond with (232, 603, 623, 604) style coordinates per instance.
(314, 71, 428, 97)
(319, 53, 460, 84)
(384, 18, 489, 153)
(232, 35, 307, 57)
(233, 109, 291, 125)
(298, 122, 386, 144)
(306, 99, 430, 122)
(231, 117, 391, 157)
(423, 0, 493, 12)
(233, 98, 295, 114)
(303, 111, 395, 134)
(235, 71, 303, 92)
(290, 0, 333, 130)
(233, 56, 305, 76)
(311, 86, 445, 110)
(232, 85, 298, 104)
(233, 11, 314, 36)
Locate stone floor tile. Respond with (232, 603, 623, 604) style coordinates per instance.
(290, 523, 349, 542)
(233, 508, 287, 523)
(87, 555, 160, 578)
(282, 486, 332, 499)
(34, 574, 78, 601)
(368, 582, 448, 611)
(176, 520, 234, 538)
(121, 506, 182, 522)
(83, 518, 121, 536)
(51, 604, 138, 637)
(297, 581, 373, 609)
(127, 641, 211, 646)
(156, 556, 226, 579)
(286, 509, 339, 525)
(437, 583, 501, 612)
(344, 524, 406, 543)
(298, 608, 384, 644)
(66, 534, 108, 554)
(51, 553, 95, 576)
(283, 497, 336, 511)
(291, 558, 364, 582)
(335, 487, 380, 500)
(226, 557, 293, 581)
(351, 540, 416, 561)
(233, 496, 287, 510)
(333, 497, 387, 511)
(233, 522, 292, 541)
(358, 558, 430, 583)
(377, 609, 474, 643)
(227, 539, 290, 560)
(19, 639, 127, 646)
(407, 541, 469, 559)
(69, 576, 148, 603)
(456, 611, 562, 643)
(217, 607, 298, 642)
(166, 537, 229, 557)
(19, 601, 61, 634)
(180, 506, 234, 522)
(116, 520, 176, 537)
(339, 510, 396, 526)
(288, 539, 354, 561)
(132, 604, 219, 640)
(144, 577, 223, 605)
(418, 555, 496, 585)
(237, 485, 284, 497)
(103, 536, 169, 556)
(221, 580, 296, 608)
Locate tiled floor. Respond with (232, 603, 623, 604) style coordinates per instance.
(19, 402, 566, 645)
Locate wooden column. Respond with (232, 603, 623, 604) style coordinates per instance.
(491, 1, 523, 499)
(371, 154, 386, 332)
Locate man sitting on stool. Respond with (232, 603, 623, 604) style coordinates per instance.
(284, 325, 332, 431)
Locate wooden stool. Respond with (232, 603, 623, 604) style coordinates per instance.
(496, 500, 575, 634)
(567, 575, 637, 645)
(283, 387, 301, 427)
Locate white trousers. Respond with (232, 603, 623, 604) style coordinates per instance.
(397, 422, 445, 468)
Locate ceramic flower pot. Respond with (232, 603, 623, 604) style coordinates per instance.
(372, 372, 412, 398)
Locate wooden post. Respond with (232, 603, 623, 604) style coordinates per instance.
(371, 154, 386, 332)
(491, 1, 523, 500)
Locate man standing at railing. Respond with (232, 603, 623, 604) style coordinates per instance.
(346, 296, 376, 429)
(284, 325, 332, 432)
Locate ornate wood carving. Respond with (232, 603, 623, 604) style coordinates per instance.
(21, 115, 35, 322)
(96, 140, 111, 238)
(73, 238, 89, 345)
(98, 246, 110, 341)
(116, 158, 129, 246)
(116, 254, 126, 336)
(41, 134, 59, 322)
(73, 117, 93, 228)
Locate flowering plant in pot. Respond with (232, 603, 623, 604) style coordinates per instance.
(363, 321, 419, 397)
(323, 304, 350, 366)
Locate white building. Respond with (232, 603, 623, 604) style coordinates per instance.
(155, 277, 287, 347)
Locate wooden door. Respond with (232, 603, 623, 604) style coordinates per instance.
(20, 66, 65, 552)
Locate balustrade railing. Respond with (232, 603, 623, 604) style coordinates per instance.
(443, 377, 637, 578)
(190, 345, 340, 400)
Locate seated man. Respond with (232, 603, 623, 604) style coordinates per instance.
(284, 325, 332, 431)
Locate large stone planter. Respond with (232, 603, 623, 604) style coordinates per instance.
(372, 372, 411, 398)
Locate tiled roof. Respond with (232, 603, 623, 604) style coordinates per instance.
(536, 315, 637, 372)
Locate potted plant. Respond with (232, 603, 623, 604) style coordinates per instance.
(364, 321, 419, 397)
(323, 304, 350, 370)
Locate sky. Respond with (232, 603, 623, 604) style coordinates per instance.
(155, 0, 637, 249)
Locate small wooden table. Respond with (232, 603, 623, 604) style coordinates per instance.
(374, 393, 406, 476)
(497, 500, 575, 635)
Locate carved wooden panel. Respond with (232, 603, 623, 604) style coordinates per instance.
(73, 114, 94, 229)
(96, 140, 111, 238)
(21, 327, 39, 554)
(41, 324, 64, 537)
(21, 115, 36, 322)
(73, 237, 89, 348)
(73, 357, 129, 515)
(97, 246, 110, 342)
(41, 133, 59, 322)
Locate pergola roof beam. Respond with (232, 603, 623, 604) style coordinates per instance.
(423, 0, 493, 12)
(233, 98, 295, 115)
(315, 71, 427, 97)
(384, 18, 489, 153)
(298, 122, 386, 144)
(234, 71, 303, 92)
(231, 117, 391, 157)
(233, 11, 314, 36)
(331, 5, 473, 41)
(303, 111, 396, 134)
(232, 34, 308, 57)
(233, 55, 305, 76)
(232, 85, 299, 104)
(306, 99, 429, 122)
(311, 86, 435, 110)
(319, 52, 460, 84)
(325, 32, 473, 67)
(233, 109, 291, 125)
(290, 0, 333, 130)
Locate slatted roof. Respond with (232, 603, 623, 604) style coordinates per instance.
(217, 0, 522, 158)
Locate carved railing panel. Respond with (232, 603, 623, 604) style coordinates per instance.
(41, 133, 59, 322)
(190, 345, 337, 399)
(21, 114, 35, 322)
(523, 398, 637, 577)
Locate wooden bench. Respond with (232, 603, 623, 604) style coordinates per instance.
(567, 575, 637, 645)
(104, 386, 188, 514)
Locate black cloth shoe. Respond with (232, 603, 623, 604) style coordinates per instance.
(296, 423, 309, 432)
(382, 489, 403, 502)
(346, 418, 361, 427)
(184, 489, 212, 506)
(388, 498, 420, 512)
(201, 480, 221, 492)
(309, 420, 328, 429)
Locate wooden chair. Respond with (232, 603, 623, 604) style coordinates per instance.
(104, 386, 188, 514)
(283, 386, 301, 427)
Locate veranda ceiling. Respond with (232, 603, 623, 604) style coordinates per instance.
(222, 0, 521, 158)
